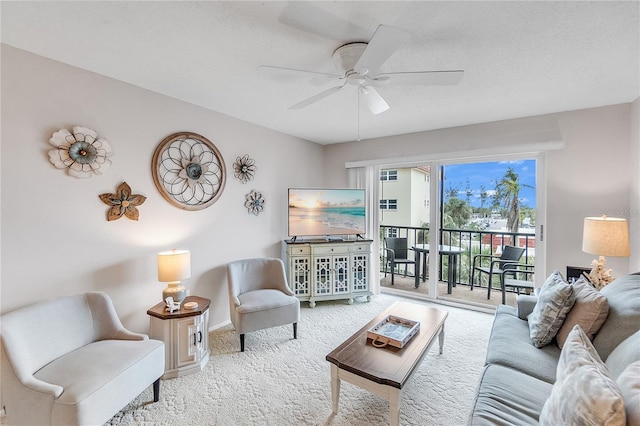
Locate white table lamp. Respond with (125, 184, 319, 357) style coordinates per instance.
(158, 249, 191, 303)
(582, 215, 630, 289)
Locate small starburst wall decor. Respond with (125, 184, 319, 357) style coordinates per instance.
(244, 190, 265, 216)
(233, 154, 256, 184)
(99, 182, 147, 221)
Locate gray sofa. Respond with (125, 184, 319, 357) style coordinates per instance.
(470, 272, 640, 425)
(1, 292, 165, 425)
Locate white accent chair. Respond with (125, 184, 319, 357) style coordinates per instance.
(227, 258, 300, 352)
(1, 292, 165, 425)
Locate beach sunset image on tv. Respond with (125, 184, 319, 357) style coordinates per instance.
(288, 189, 366, 237)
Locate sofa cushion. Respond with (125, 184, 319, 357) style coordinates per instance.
(470, 364, 553, 425)
(617, 361, 640, 426)
(555, 277, 609, 349)
(528, 271, 575, 348)
(593, 274, 640, 362)
(605, 330, 640, 380)
(34, 339, 165, 425)
(485, 305, 561, 383)
(539, 325, 625, 426)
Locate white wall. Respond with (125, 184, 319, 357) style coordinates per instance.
(0, 45, 325, 332)
(324, 103, 638, 277)
(630, 98, 640, 271)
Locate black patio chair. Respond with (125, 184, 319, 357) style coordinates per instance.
(384, 237, 417, 285)
(471, 245, 526, 300)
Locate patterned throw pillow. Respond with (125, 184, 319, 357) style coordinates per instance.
(555, 276, 610, 349)
(540, 325, 626, 426)
(617, 361, 640, 426)
(528, 270, 576, 348)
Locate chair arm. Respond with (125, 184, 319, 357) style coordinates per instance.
(385, 248, 396, 261)
(516, 295, 538, 320)
(17, 375, 64, 399)
(472, 253, 499, 269)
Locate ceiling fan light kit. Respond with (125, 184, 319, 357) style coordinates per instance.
(261, 24, 465, 117)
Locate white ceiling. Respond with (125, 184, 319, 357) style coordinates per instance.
(2, 1, 638, 145)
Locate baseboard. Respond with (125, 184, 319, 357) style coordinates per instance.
(209, 319, 231, 332)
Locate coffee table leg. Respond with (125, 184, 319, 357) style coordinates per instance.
(330, 364, 341, 415)
(390, 388, 401, 426)
(438, 324, 445, 354)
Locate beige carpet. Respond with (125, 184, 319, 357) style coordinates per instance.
(105, 293, 493, 425)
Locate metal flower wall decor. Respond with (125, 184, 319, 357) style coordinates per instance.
(48, 126, 113, 179)
(244, 190, 265, 216)
(99, 182, 147, 221)
(152, 132, 226, 210)
(233, 154, 256, 184)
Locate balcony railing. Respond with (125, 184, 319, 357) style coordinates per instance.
(380, 225, 535, 288)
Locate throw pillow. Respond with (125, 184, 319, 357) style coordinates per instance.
(556, 276, 610, 349)
(617, 361, 640, 426)
(528, 270, 576, 348)
(539, 325, 626, 426)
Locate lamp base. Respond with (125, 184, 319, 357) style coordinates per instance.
(588, 256, 615, 290)
(162, 282, 187, 303)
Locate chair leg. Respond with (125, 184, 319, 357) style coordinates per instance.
(390, 262, 395, 285)
(487, 275, 492, 299)
(240, 334, 245, 352)
(153, 378, 160, 402)
(470, 269, 475, 291)
(293, 323, 297, 339)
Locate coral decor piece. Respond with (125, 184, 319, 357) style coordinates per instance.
(233, 154, 256, 183)
(99, 182, 147, 221)
(152, 132, 226, 210)
(587, 258, 615, 290)
(48, 126, 113, 178)
(244, 190, 265, 216)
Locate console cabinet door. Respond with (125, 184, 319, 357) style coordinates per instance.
(195, 310, 209, 362)
(351, 252, 369, 292)
(175, 317, 199, 368)
(289, 256, 311, 296)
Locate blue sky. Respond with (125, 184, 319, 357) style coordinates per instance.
(443, 160, 536, 209)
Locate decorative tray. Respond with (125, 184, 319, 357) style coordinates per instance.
(366, 315, 420, 349)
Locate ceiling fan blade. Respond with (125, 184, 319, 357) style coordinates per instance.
(361, 86, 390, 115)
(376, 70, 464, 86)
(258, 65, 343, 86)
(289, 83, 347, 110)
(354, 25, 411, 76)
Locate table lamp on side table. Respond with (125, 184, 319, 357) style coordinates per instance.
(157, 249, 191, 303)
(582, 215, 630, 289)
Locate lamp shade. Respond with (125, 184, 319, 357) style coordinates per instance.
(157, 249, 191, 282)
(582, 216, 630, 257)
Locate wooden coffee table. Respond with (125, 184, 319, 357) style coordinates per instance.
(326, 301, 448, 426)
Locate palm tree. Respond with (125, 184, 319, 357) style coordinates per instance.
(495, 167, 532, 241)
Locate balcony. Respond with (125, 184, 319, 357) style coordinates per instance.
(380, 225, 536, 308)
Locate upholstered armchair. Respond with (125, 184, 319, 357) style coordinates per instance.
(226, 258, 300, 352)
(0, 292, 165, 425)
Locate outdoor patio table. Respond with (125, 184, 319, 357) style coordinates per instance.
(412, 244, 464, 293)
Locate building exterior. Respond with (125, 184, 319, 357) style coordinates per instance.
(379, 167, 431, 236)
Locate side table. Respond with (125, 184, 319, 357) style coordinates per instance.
(147, 295, 211, 379)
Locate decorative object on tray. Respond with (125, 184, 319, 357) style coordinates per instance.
(244, 190, 265, 215)
(367, 315, 420, 348)
(152, 132, 226, 210)
(582, 215, 630, 290)
(99, 182, 147, 221)
(48, 126, 113, 179)
(233, 154, 256, 183)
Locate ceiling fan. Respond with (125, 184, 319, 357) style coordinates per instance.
(259, 24, 464, 115)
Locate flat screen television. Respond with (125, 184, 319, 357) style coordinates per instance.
(288, 188, 366, 238)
